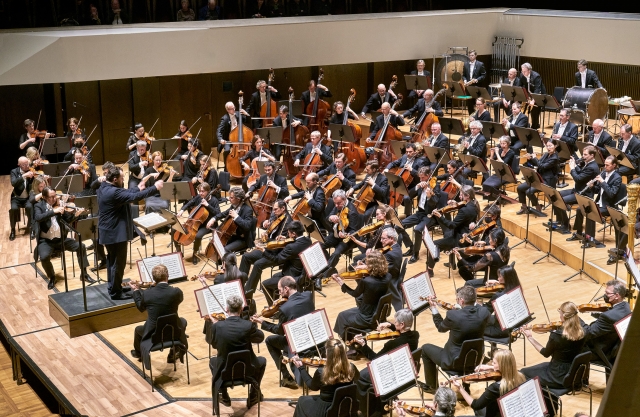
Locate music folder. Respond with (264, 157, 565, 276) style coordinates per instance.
(492, 286, 533, 330)
(401, 272, 436, 315)
(368, 344, 417, 400)
(497, 377, 547, 417)
(136, 252, 187, 283)
(194, 279, 246, 318)
(283, 308, 333, 354)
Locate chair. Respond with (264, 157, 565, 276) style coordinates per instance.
(33, 242, 76, 280)
(398, 257, 408, 306)
(412, 347, 422, 375)
(545, 352, 592, 417)
(484, 332, 527, 365)
(141, 313, 190, 392)
(213, 350, 261, 417)
(597, 183, 627, 242)
(218, 171, 231, 204)
(438, 338, 484, 383)
(344, 293, 393, 346)
(589, 344, 618, 383)
(326, 384, 359, 417)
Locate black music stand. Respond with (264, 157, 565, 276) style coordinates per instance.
(151, 138, 181, 160)
(390, 140, 406, 159)
(513, 126, 544, 151)
(385, 172, 411, 207)
(404, 74, 431, 96)
(256, 127, 283, 146)
(577, 142, 604, 166)
(51, 174, 84, 195)
(482, 121, 508, 144)
(75, 217, 103, 284)
(298, 214, 325, 244)
(277, 100, 303, 118)
(543, 137, 573, 188)
(329, 123, 357, 159)
(438, 117, 465, 141)
(606, 146, 635, 170)
(41, 137, 71, 162)
(519, 166, 546, 217)
(160, 181, 194, 213)
(488, 159, 517, 201)
(466, 86, 493, 102)
(531, 93, 561, 129)
(459, 154, 488, 174)
(565, 193, 600, 283)
(501, 85, 528, 107)
(73, 195, 98, 216)
(423, 146, 451, 173)
(42, 162, 72, 177)
(533, 184, 566, 265)
(606, 207, 628, 279)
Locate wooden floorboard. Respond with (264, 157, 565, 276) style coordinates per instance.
(128, 400, 294, 417)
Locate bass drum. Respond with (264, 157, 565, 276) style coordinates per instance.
(434, 54, 470, 92)
(562, 87, 608, 125)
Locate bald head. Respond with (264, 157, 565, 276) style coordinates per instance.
(377, 84, 387, 95)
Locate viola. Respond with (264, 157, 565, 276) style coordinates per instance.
(476, 283, 505, 296)
(338, 269, 369, 279)
(306, 68, 331, 136)
(450, 370, 502, 383)
(189, 270, 225, 281)
(343, 220, 383, 243)
(461, 220, 497, 244)
(457, 245, 493, 256)
(321, 160, 355, 199)
(263, 237, 295, 250)
(368, 92, 404, 168)
(207, 313, 227, 321)
(385, 403, 435, 416)
(512, 321, 563, 338)
(577, 303, 611, 313)
(378, 245, 392, 254)
(260, 69, 278, 127)
(174, 187, 220, 246)
(282, 356, 326, 367)
(227, 91, 253, 179)
(346, 330, 400, 345)
(418, 297, 460, 310)
(340, 89, 366, 174)
(257, 297, 288, 319)
(333, 205, 350, 238)
(410, 88, 446, 142)
(122, 280, 155, 289)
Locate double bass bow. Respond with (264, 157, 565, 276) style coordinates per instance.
(260, 69, 278, 127)
(227, 91, 253, 179)
(340, 89, 366, 174)
(306, 68, 331, 136)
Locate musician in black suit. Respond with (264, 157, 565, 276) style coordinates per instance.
(554, 146, 600, 236)
(422, 123, 449, 172)
(420, 286, 491, 391)
(130, 264, 188, 365)
(98, 166, 163, 300)
(216, 101, 250, 170)
(285, 172, 326, 229)
(518, 62, 546, 129)
(19, 118, 50, 153)
(575, 59, 603, 89)
(493, 68, 521, 121)
(403, 89, 444, 119)
(207, 294, 266, 409)
(460, 121, 487, 179)
(317, 153, 357, 217)
(618, 124, 640, 182)
(300, 79, 332, 116)
(383, 143, 426, 216)
(65, 150, 98, 197)
(127, 140, 149, 190)
(272, 105, 303, 160)
(207, 187, 255, 253)
(408, 59, 432, 100)
(463, 50, 487, 114)
(551, 108, 579, 154)
(502, 102, 530, 152)
(293, 131, 333, 187)
(9, 157, 35, 240)
(585, 119, 614, 158)
(247, 79, 281, 129)
(260, 221, 313, 303)
(379, 229, 404, 311)
(35, 187, 92, 289)
(176, 138, 202, 181)
(366, 102, 405, 142)
(360, 84, 397, 117)
(582, 280, 631, 364)
(517, 139, 559, 214)
(250, 276, 315, 390)
(347, 160, 389, 219)
(247, 161, 289, 200)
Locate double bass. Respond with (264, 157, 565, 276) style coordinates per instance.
(306, 68, 331, 136)
(281, 87, 309, 178)
(340, 89, 366, 174)
(411, 88, 446, 142)
(227, 91, 253, 179)
(260, 69, 277, 127)
(367, 94, 404, 168)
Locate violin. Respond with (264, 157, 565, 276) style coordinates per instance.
(32, 158, 49, 169)
(122, 280, 155, 289)
(52, 196, 86, 215)
(476, 284, 505, 296)
(227, 91, 253, 179)
(338, 269, 369, 279)
(577, 303, 611, 313)
(282, 356, 326, 367)
(141, 132, 155, 147)
(378, 245, 392, 254)
(453, 245, 493, 256)
(30, 130, 55, 139)
(461, 220, 497, 244)
(260, 69, 277, 127)
(189, 271, 225, 281)
(189, 148, 200, 166)
(306, 68, 331, 136)
(511, 321, 563, 338)
(385, 403, 435, 416)
(342, 220, 383, 243)
(256, 297, 288, 318)
(340, 89, 366, 174)
(346, 330, 400, 345)
(450, 370, 502, 383)
(418, 297, 460, 310)
(206, 313, 227, 321)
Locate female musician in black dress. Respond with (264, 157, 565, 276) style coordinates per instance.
(482, 135, 515, 199)
(332, 251, 390, 339)
(192, 153, 220, 199)
(483, 265, 522, 339)
(172, 120, 192, 153)
(520, 301, 586, 388)
(455, 228, 510, 287)
(241, 135, 276, 191)
(452, 349, 526, 417)
(141, 151, 180, 214)
(516, 139, 559, 215)
(291, 339, 357, 417)
(175, 183, 220, 264)
(213, 252, 248, 286)
(126, 123, 146, 151)
(350, 205, 402, 264)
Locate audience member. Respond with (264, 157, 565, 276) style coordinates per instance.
(177, 0, 196, 21)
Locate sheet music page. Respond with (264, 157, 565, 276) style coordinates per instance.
(389, 347, 415, 388)
(202, 285, 227, 314)
(221, 280, 246, 308)
(285, 318, 312, 353)
(499, 393, 524, 417)
(300, 243, 328, 276)
(615, 313, 632, 340)
(159, 253, 186, 280)
(134, 212, 167, 229)
(306, 311, 331, 347)
(138, 256, 162, 282)
(370, 355, 397, 396)
(402, 273, 434, 311)
(494, 287, 530, 330)
(422, 225, 439, 258)
(517, 379, 545, 417)
(213, 232, 226, 258)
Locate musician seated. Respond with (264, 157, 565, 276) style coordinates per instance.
(482, 136, 515, 201)
(260, 221, 313, 303)
(581, 279, 630, 364)
(172, 119, 192, 153)
(292, 131, 333, 189)
(402, 89, 444, 120)
(383, 143, 426, 216)
(352, 309, 420, 416)
(351, 205, 402, 265)
(241, 136, 276, 191)
(493, 67, 520, 121)
(247, 160, 289, 200)
(321, 189, 364, 278)
(64, 122, 92, 164)
(212, 252, 248, 286)
(131, 264, 188, 364)
(317, 153, 357, 217)
(462, 204, 503, 248)
(469, 97, 492, 122)
(205, 294, 265, 409)
(420, 286, 491, 392)
(347, 160, 389, 219)
(554, 146, 599, 236)
(247, 79, 281, 129)
(460, 121, 487, 177)
(326, 100, 359, 154)
(141, 151, 182, 214)
(207, 187, 255, 253)
(587, 119, 614, 158)
(517, 139, 559, 215)
(618, 124, 640, 183)
(191, 154, 219, 199)
(394, 388, 456, 417)
(552, 108, 579, 158)
(127, 140, 149, 190)
(250, 276, 315, 390)
(284, 173, 326, 229)
(364, 102, 405, 156)
(217, 101, 250, 171)
(240, 201, 291, 294)
(34, 187, 93, 289)
(435, 160, 472, 201)
(174, 183, 220, 265)
(502, 102, 530, 153)
(482, 265, 522, 340)
(176, 138, 203, 182)
(126, 123, 146, 152)
(422, 122, 450, 172)
(9, 156, 35, 241)
(456, 228, 510, 288)
(361, 84, 397, 120)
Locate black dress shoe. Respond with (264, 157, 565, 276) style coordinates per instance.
(443, 262, 451, 268)
(9, 230, 15, 241)
(130, 350, 141, 359)
(416, 381, 436, 394)
(408, 256, 419, 264)
(247, 392, 264, 409)
(85, 243, 95, 251)
(219, 391, 231, 407)
(566, 232, 582, 241)
(280, 376, 299, 389)
(192, 256, 199, 265)
(402, 248, 414, 257)
(557, 227, 572, 235)
(607, 255, 618, 265)
(515, 208, 529, 215)
(30, 229, 35, 240)
(90, 261, 107, 272)
(111, 293, 133, 300)
(47, 278, 56, 290)
(81, 274, 97, 284)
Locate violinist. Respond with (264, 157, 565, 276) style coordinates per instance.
(207, 187, 254, 253)
(451, 349, 526, 417)
(366, 102, 405, 144)
(214, 252, 247, 286)
(247, 160, 289, 200)
(347, 160, 389, 219)
(174, 183, 220, 264)
(65, 150, 98, 197)
(177, 138, 202, 181)
(482, 265, 522, 341)
(482, 135, 515, 201)
(241, 201, 292, 294)
(9, 157, 35, 241)
(127, 140, 149, 190)
(64, 130, 93, 165)
(351, 205, 401, 265)
(351, 310, 420, 416)
(427, 185, 480, 278)
(468, 97, 492, 122)
(260, 221, 313, 303)
(66, 117, 86, 141)
(361, 85, 397, 120)
(502, 102, 530, 152)
(172, 120, 192, 153)
(326, 101, 359, 154)
(19, 119, 53, 152)
(393, 387, 456, 417)
(461, 205, 502, 247)
(517, 139, 559, 215)
(420, 286, 490, 392)
(300, 79, 332, 125)
(141, 151, 181, 213)
(292, 131, 333, 186)
(455, 228, 510, 287)
(126, 123, 147, 152)
(317, 153, 357, 216)
(25, 147, 45, 168)
(291, 339, 357, 417)
(285, 173, 326, 227)
(28, 175, 48, 207)
(407, 59, 432, 100)
(217, 101, 250, 171)
(250, 276, 314, 390)
(520, 302, 586, 389)
(383, 143, 426, 216)
(400, 166, 440, 264)
(205, 294, 266, 409)
(403, 89, 444, 120)
(582, 280, 631, 364)
(272, 105, 302, 160)
(247, 80, 281, 129)
(35, 187, 93, 289)
(192, 153, 219, 198)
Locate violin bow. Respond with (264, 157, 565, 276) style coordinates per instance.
(188, 115, 203, 134)
(203, 282, 229, 318)
(136, 248, 155, 286)
(84, 124, 98, 144)
(307, 324, 324, 359)
(537, 286, 552, 323)
(588, 284, 605, 303)
(147, 117, 160, 137)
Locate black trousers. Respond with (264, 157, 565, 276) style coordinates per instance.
(224, 236, 248, 253)
(553, 189, 576, 229)
(210, 355, 266, 395)
(192, 225, 212, 254)
(242, 249, 278, 294)
(10, 196, 32, 230)
(128, 177, 141, 191)
(38, 237, 88, 279)
(421, 343, 443, 388)
(530, 106, 541, 130)
(427, 236, 457, 269)
(105, 241, 128, 297)
(265, 334, 299, 382)
(401, 211, 433, 257)
(133, 317, 188, 354)
(322, 235, 356, 270)
(517, 182, 543, 207)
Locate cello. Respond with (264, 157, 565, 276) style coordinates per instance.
(411, 87, 446, 142)
(251, 163, 283, 227)
(173, 186, 219, 246)
(204, 195, 251, 262)
(352, 174, 377, 215)
(340, 89, 366, 174)
(367, 94, 404, 168)
(320, 160, 355, 199)
(292, 135, 326, 190)
(281, 87, 308, 178)
(306, 68, 331, 136)
(227, 91, 253, 180)
(260, 69, 277, 127)
(388, 154, 416, 208)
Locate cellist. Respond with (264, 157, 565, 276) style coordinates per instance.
(364, 102, 405, 156)
(241, 136, 277, 191)
(247, 161, 289, 200)
(382, 143, 426, 216)
(327, 101, 359, 154)
(272, 105, 302, 161)
(247, 79, 281, 129)
(300, 79, 332, 126)
(346, 160, 389, 219)
(402, 89, 444, 119)
(206, 187, 255, 253)
(174, 183, 220, 265)
(292, 130, 333, 189)
(317, 153, 356, 217)
(284, 172, 326, 228)
(216, 101, 250, 171)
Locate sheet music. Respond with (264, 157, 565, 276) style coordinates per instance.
(195, 280, 246, 318)
(370, 355, 397, 395)
(213, 232, 226, 258)
(498, 378, 546, 417)
(137, 252, 186, 282)
(493, 287, 530, 330)
(615, 313, 632, 341)
(402, 272, 435, 312)
(284, 309, 332, 353)
(133, 212, 169, 230)
(203, 285, 227, 314)
(422, 225, 439, 258)
(369, 345, 415, 397)
(300, 243, 328, 277)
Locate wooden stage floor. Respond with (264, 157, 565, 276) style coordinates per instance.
(0, 138, 619, 415)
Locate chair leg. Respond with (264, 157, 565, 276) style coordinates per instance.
(186, 348, 190, 384)
(150, 354, 155, 392)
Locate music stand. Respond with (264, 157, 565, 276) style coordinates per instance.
(389, 140, 406, 158)
(50, 174, 84, 195)
(513, 126, 544, 151)
(606, 146, 635, 170)
(297, 214, 325, 244)
(73, 195, 98, 216)
(160, 181, 194, 213)
(422, 146, 451, 169)
(488, 160, 517, 202)
(277, 100, 303, 118)
(329, 123, 357, 158)
(151, 138, 181, 160)
(75, 217, 103, 284)
(385, 172, 411, 205)
(531, 93, 561, 129)
(466, 86, 493, 102)
(438, 117, 465, 141)
(607, 207, 628, 279)
(482, 121, 508, 143)
(459, 154, 488, 174)
(533, 183, 566, 265)
(404, 74, 430, 95)
(501, 85, 528, 106)
(42, 162, 72, 177)
(565, 193, 600, 283)
(41, 137, 71, 162)
(519, 166, 546, 217)
(577, 142, 604, 166)
(256, 127, 283, 147)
